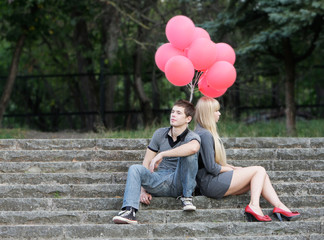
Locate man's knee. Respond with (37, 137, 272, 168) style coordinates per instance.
(182, 153, 198, 162)
(179, 154, 198, 173)
(128, 164, 145, 176)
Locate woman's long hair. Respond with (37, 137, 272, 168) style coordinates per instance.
(195, 96, 227, 166)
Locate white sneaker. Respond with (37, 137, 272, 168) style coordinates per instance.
(112, 208, 138, 224)
(180, 197, 196, 211)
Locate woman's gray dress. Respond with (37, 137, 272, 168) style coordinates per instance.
(195, 125, 233, 199)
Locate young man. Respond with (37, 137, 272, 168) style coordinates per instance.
(112, 99, 201, 224)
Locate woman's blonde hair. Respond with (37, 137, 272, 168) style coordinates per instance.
(195, 96, 227, 166)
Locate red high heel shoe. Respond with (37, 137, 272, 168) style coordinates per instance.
(245, 205, 272, 222)
(273, 207, 300, 221)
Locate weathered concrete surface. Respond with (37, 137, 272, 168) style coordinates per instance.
(0, 159, 323, 174)
(1, 148, 323, 162)
(0, 222, 322, 239)
(0, 208, 322, 225)
(1, 138, 323, 150)
(0, 138, 322, 239)
(0, 171, 321, 185)
(0, 195, 322, 212)
(0, 182, 321, 198)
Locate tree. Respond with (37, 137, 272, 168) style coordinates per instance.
(0, 0, 47, 127)
(0, 34, 26, 127)
(209, 0, 324, 136)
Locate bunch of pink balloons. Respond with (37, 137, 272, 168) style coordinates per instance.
(155, 15, 237, 98)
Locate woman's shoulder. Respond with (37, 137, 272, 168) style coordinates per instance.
(194, 125, 213, 138)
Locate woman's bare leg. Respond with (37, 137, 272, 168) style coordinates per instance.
(229, 184, 250, 195)
(224, 166, 266, 216)
(261, 174, 291, 212)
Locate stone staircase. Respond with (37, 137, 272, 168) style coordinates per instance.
(0, 138, 323, 239)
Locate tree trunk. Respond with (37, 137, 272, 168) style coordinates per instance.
(133, 29, 153, 128)
(0, 34, 26, 127)
(283, 38, 297, 136)
(151, 63, 161, 123)
(105, 75, 117, 129)
(123, 73, 132, 129)
(233, 82, 240, 121)
(101, 5, 121, 129)
(315, 85, 324, 118)
(134, 52, 153, 127)
(74, 18, 98, 131)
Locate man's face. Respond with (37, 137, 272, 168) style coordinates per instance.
(170, 105, 191, 127)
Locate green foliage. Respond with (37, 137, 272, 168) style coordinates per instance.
(0, 0, 323, 132)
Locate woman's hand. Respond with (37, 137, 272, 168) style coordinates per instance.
(220, 166, 233, 173)
(140, 189, 152, 205)
(225, 164, 242, 170)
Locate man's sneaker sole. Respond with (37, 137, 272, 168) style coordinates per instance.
(183, 205, 196, 211)
(112, 216, 138, 224)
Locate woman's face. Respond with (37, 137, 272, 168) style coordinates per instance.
(214, 109, 221, 123)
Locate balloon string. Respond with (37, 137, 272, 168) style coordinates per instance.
(189, 70, 203, 102)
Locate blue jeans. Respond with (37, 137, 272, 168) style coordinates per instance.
(121, 154, 198, 210)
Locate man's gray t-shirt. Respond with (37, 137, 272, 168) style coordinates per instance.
(148, 127, 201, 171)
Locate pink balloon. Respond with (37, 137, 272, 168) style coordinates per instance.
(193, 27, 211, 41)
(198, 76, 227, 98)
(155, 43, 185, 72)
(214, 42, 236, 65)
(206, 61, 237, 89)
(165, 15, 195, 50)
(165, 56, 195, 86)
(187, 38, 218, 71)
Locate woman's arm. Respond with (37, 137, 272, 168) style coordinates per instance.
(199, 132, 222, 175)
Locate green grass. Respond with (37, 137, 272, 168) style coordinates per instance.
(219, 119, 324, 137)
(97, 119, 324, 138)
(0, 119, 323, 139)
(85, 119, 324, 138)
(0, 128, 26, 139)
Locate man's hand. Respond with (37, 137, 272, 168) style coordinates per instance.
(149, 153, 163, 172)
(140, 188, 152, 205)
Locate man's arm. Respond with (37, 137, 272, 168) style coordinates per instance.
(149, 139, 200, 172)
(142, 148, 158, 169)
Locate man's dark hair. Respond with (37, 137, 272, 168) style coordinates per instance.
(173, 99, 195, 119)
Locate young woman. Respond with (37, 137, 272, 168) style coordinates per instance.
(194, 96, 300, 222)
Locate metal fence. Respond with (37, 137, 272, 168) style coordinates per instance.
(1, 73, 323, 131)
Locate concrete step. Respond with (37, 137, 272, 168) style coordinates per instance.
(0, 139, 150, 150)
(1, 138, 323, 150)
(0, 159, 323, 174)
(228, 159, 324, 171)
(0, 172, 127, 185)
(222, 137, 324, 149)
(0, 195, 322, 211)
(0, 171, 322, 185)
(0, 150, 146, 162)
(0, 138, 322, 239)
(49, 235, 324, 240)
(0, 182, 322, 198)
(1, 148, 323, 162)
(0, 208, 322, 225)
(0, 221, 321, 239)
